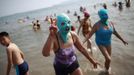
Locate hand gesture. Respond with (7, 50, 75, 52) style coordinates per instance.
(49, 18, 58, 36)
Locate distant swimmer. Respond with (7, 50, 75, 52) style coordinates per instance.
(80, 6, 84, 12)
(32, 20, 40, 31)
(0, 32, 29, 75)
(84, 9, 128, 75)
(74, 11, 77, 16)
(32, 21, 38, 31)
(103, 3, 107, 9)
(45, 16, 49, 21)
(67, 10, 70, 14)
(118, 1, 124, 11)
(36, 20, 41, 29)
(112, 2, 117, 7)
(76, 15, 81, 23)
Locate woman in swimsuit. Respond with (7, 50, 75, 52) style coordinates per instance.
(84, 9, 128, 75)
(42, 13, 98, 75)
(77, 11, 92, 53)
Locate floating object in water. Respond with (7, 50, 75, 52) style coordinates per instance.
(92, 46, 97, 52)
(18, 19, 25, 23)
(92, 65, 103, 72)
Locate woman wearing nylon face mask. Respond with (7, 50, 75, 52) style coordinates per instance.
(84, 9, 128, 75)
(42, 13, 99, 75)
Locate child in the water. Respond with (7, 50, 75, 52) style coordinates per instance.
(0, 32, 29, 75)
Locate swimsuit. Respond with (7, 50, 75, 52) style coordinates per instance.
(54, 33, 79, 75)
(95, 24, 113, 46)
(15, 61, 29, 75)
(81, 20, 91, 36)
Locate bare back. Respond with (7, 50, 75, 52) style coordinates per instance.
(7, 43, 24, 65)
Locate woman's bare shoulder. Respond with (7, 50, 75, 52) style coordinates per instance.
(94, 21, 100, 26)
(93, 21, 101, 29)
(70, 31, 78, 41)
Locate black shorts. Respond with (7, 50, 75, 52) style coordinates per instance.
(15, 61, 29, 75)
(54, 60, 80, 75)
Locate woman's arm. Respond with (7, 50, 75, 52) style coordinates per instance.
(88, 19, 92, 28)
(83, 24, 97, 44)
(72, 32, 98, 68)
(77, 23, 82, 35)
(113, 28, 128, 45)
(42, 32, 54, 57)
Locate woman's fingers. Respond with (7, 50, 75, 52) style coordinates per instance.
(123, 41, 128, 45)
(93, 61, 102, 69)
(49, 25, 57, 37)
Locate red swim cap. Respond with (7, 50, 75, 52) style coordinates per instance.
(71, 26, 75, 31)
(84, 11, 90, 17)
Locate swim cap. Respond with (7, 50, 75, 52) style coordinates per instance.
(57, 13, 71, 43)
(84, 11, 90, 17)
(98, 9, 108, 26)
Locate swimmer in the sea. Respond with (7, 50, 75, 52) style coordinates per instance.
(80, 6, 83, 12)
(45, 16, 49, 21)
(0, 32, 29, 75)
(36, 20, 41, 29)
(74, 11, 77, 16)
(67, 10, 70, 14)
(84, 9, 128, 75)
(112, 2, 117, 7)
(32, 21, 38, 31)
(118, 1, 124, 11)
(103, 3, 107, 9)
(77, 11, 93, 54)
(75, 16, 81, 23)
(42, 13, 99, 75)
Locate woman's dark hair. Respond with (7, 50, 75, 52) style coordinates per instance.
(0, 32, 9, 37)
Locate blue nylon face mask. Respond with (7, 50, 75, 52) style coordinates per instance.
(57, 13, 71, 43)
(98, 9, 109, 26)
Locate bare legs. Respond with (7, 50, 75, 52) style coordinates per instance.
(84, 34, 92, 54)
(71, 68, 83, 75)
(98, 45, 111, 74)
(25, 71, 29, 75)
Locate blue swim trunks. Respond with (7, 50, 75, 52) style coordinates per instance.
(15, 61, 29, 75)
